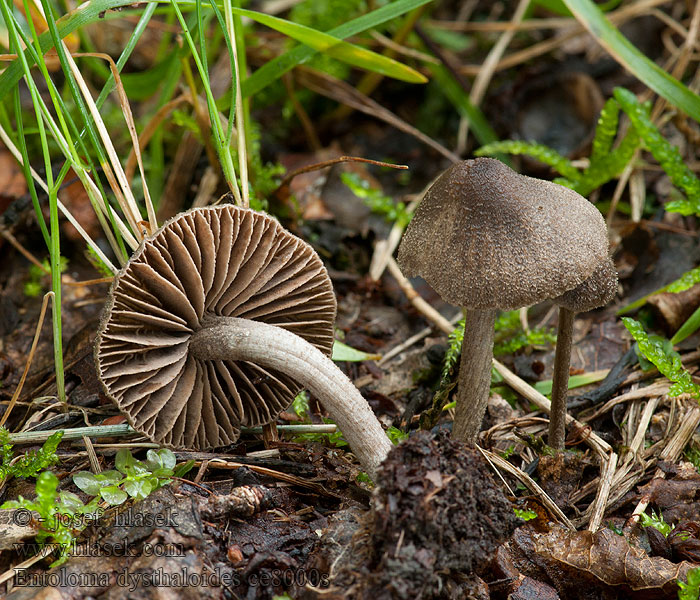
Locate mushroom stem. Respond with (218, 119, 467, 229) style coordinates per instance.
(452, 308, 497, 443)
(548, 307, 575, 451)
(189, 316, 393, 477)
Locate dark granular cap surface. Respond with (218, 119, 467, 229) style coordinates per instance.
(335, 430, 517, 599)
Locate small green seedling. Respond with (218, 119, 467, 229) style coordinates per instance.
(0, 428, 63, 483)
(678, 566, 700, 600)
(73, 448, 194, 506)
(513, 508, 537, 521)
(639, 509, 672, 537)
(1, 471, 101, 567)
(386, 426, 408, 445)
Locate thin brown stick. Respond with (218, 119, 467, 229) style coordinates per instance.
(0, 292, 53, 428)
(480, 448, 575, 530)
(276, 156, 408, 196)
(386, 257, 453, 335)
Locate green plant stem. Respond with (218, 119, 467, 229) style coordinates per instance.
(1, 1, 65, 402)
(174, 0, 241, 202)
(6, 424, 339, 445)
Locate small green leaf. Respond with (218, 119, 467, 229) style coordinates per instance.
(145, 449, 176, 472)
(386, 426, 408, 444)
(100, 485, 128, 506)
(667, 267, 700, 294)
(123, 478, 152, 500)
(173, 460, 195, 479)
(58, 491, 84, 514)
(96, 470, 125, 486)
(115, 449, 137, 474)
(678, 566, 700, 600)
(332, 340, 381, 362)
(230, 7, 426, 84)
(35, 471, 59, 508)
(614, 87, 700, 215)
(72, 472, 101, 496)
(514, 508, 538, 521)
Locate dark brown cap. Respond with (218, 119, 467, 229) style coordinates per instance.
(554, 256, 617, 313)
(95, 205, 337, 449)
(397, 158, 609, 310)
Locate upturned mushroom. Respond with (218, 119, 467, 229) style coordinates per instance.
(397, 158, 610, 443)
(95, 204, 392, 477)
(548, 256, 617, 450)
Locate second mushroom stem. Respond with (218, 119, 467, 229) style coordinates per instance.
(452, 308, 497, 443)
(548, 307, 575, 451)
(188, 316, 393, 478)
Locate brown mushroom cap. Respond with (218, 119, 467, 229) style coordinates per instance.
(95, 205, 337, 449)
(397, 158, 609, 310)
(554, 256, 617, 313)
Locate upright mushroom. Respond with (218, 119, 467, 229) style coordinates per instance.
(397, 158, 610, 443)
(548, 256, 617, 450)
(96, 204, 392, 477)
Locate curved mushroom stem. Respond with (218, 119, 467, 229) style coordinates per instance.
(452, 308, 497, 443)
(548, 307, 576, 451)
(189, 316, 393, 478)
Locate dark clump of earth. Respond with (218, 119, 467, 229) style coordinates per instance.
(326, 430, 518, 599)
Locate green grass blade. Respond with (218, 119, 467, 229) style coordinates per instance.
(0, 0, 433, 101)
(0, 0, 138, 103)
(534, 370, 608, 395)
(243, 0, 433, 97)
(95, 1, 159, 106)
(229, 7, 426, 84)
(562, 0, 700, 121)
(13, 89, 50, 249)
(671, 307, 700, 345)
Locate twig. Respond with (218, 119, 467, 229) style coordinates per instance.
(275, 155, 407, 197)
(5, 423, 339, 444)
(386, 257, 454, 335)
(0, 545, 55, 586)
(628, 405, 700, 525)
(480, 448, 575, 530)
(378, 311, 462, 366)
(368, 195, 420, 281)
(456, 0, 530, 153)
(0, 292, 53, 428)
(587, 451, 618, 532)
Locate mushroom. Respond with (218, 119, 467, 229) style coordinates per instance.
(548, 256, 617, 450)
(95, 204, 392, 476)
(397, 158, 609, 443)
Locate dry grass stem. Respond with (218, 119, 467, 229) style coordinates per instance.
(457, 0, 529, 152)
(386, 257, 453, 335)
(480, 448, 575, 530)
(0, 292, 53, 428)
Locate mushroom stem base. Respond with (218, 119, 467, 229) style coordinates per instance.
(549, 307, 575, 451)
(189, 316, 393, 477)
(452, 308, 497, 443)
